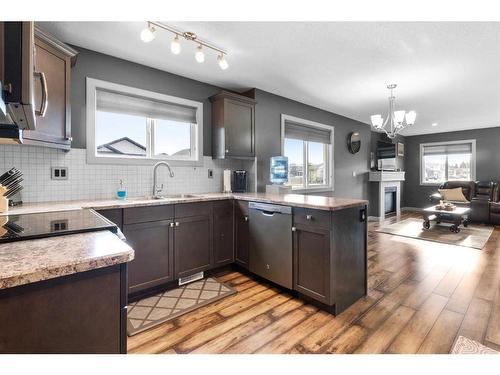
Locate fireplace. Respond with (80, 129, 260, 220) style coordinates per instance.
(384, 186, 397, 215)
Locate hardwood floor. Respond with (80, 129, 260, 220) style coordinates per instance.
(128, 213, 500, 354)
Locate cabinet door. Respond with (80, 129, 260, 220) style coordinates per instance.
(123, 220, 173, 294)
(96, 208, 123, 230)
(23, 37, 71, 149)
(224, 99, 255, 157)
(213, 201, 234, 267)
(293, 224, 331, 304)
(174, 215, 212, 279)
(234, 201, 249, 268)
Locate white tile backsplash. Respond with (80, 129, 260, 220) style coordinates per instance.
(0, 145, 254, 203)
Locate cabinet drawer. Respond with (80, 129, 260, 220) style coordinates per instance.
(293, 207, 331, 229)
(175, 202, 212, 218)
(123, 205, 174, 224)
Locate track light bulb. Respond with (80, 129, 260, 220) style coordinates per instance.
(195, 45, 205, 63)
(170, 35, 181, 55)
(218, 54, 229, 70)
(140, 24, 156, 43)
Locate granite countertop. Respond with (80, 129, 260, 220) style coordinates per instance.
(2, 192, 367, 215)
(0, 230, 134, 290)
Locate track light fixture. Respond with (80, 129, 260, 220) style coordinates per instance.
(140, 21, 229, 70)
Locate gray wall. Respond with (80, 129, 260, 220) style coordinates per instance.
(70, 46, 221, 153)
(70, 46, 373, 200)
(404, 126, 500, 208)
(253, 90, 372, 199)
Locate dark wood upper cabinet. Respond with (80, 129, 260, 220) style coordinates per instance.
(123, 219, 174, 295)
(234, 200, 250, 268)
(210, 91, 256, 158)
(213, 200, 234, 267)
(22, 27, 77, 150)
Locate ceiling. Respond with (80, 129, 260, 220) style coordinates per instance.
(39, 22, 500, 136)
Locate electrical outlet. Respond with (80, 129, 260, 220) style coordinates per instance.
(51, 167, 68, 180)
(208, 169, 214, 179)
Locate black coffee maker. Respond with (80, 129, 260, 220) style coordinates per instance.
(232, 170, 247, 193)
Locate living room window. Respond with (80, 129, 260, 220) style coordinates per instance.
(281, 114, 334, 192)
(420, 140, 476, 185)
(86, 78, 203, 165)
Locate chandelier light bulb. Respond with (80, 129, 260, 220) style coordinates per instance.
(370, 114, 383, 128)
(394, 110, 406, 124)
(170, 35, 181, 55)
(218, 54, 229, 70)
(405, 111, 417, 125)
(195, 45, 205, 63)
(140, 24, 156, 43)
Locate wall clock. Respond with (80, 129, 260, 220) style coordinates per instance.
(347, 132, 361, 154)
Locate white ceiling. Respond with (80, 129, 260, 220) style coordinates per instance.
(39, 22, 500, 136)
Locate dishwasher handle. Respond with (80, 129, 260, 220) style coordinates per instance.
(261, 210, 276, 217)
(249, 201, 292, 215)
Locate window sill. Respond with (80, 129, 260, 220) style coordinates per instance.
(290, 186, 334, 194)
(86, 153, 204, 167)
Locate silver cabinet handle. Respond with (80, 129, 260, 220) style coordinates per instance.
(169, 222, 175, 228)
(175, 222, 180, 227)
(225, 149, 229, 153)
(244, 216, 248, 222)
(34, 71, 48, 117)
(66, 136, 73, 142)
(306, 214, 313, 220)
(291, 227, 296, 232)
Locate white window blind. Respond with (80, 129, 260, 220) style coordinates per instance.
(422, 142, 473, 156)
(284, 119, 332, 144)
(96, 89, 197, 123)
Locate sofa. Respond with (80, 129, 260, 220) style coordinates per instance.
(429, 180, 499, 224)
(490, 184, 500, 225)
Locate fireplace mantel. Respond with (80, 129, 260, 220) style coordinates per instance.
(369, 171, 405, 182)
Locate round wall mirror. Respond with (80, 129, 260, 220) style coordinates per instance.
(347, 132, 361, 154)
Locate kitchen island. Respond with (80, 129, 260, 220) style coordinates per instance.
(0, 230, 134, 353)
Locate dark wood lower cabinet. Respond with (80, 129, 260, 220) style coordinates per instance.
(213, 201, 234, 267)
(293, 224, 331, 304)
(123, 220, 174, 294)
(0, 265, 127, 354)
(234, 200, 250, 268)
(174, 215, 212, 279)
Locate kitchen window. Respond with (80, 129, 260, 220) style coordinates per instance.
(420, 140, 476, 185)
(86, 78, 203, 165)
(281, 114, 334, 192)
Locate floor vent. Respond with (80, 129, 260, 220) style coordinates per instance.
(178, 271, 204, 286)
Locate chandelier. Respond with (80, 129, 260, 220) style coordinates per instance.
(370, 84, 416, 139)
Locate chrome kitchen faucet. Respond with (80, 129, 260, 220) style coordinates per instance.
(152, 161, 175, 199)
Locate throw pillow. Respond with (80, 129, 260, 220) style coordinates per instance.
(438, 187, 469, 202)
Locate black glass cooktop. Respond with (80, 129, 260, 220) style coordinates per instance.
(0, 209, 117, 243)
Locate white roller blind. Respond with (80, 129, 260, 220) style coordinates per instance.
(284, 119, 332, 144)
(423, 142, 473, 156)
(96, 89, 197, 123)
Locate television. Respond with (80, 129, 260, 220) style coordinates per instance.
(376, 141, 396, 159)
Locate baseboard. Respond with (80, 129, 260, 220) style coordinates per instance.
(402, 207, 422, 212)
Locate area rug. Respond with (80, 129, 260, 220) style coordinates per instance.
(451, 336, 499, 354)
(376, 218, 493, 250)
(127, 277, 236, 336)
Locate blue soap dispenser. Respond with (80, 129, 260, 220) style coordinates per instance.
(116, 179, 127, 200)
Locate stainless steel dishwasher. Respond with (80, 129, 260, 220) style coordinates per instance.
(248, 201, 293, 289)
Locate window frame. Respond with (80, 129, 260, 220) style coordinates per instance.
(280, 114, 334, 193)
(86, 77, 203, 166)
(419, 139, 476, 186)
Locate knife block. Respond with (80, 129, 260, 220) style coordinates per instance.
(0, 197, 8, 213)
